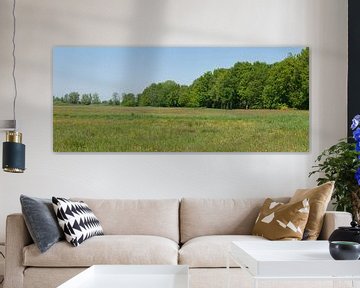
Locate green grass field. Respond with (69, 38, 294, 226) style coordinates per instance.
(53, 105, 309, 152)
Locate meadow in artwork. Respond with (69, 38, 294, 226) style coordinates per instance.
(53, 47, 309, 152)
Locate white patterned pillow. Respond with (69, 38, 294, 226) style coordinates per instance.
(52, 197, 104, 246)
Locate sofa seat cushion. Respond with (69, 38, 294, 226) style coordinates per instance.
(23, 235, 179, 267)
(179, 235, 267, 268)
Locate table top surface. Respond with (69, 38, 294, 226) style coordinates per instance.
(58, 265, 189, 288)
(232, 240, 334, 261)
(230, 240, 360, 278)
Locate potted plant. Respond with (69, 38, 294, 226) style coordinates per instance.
(309, 115, 360, 222)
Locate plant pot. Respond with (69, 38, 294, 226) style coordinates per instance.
(329, 221, 360, 244)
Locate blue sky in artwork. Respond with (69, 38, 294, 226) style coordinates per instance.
(53, 47, 304, 100)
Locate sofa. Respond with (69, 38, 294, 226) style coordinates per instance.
(4, 198, 352, 288)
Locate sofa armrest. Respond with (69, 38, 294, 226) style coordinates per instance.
(4, 213, 33, 288)
(318, 211, 352, 240)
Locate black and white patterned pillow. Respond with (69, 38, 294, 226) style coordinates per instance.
(52, 197, 104, 247)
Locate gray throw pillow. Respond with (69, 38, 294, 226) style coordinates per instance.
(20, 195, 64, 253)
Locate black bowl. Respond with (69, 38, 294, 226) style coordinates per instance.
(329, 241, 360, 260)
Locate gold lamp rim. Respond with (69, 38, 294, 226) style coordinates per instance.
(3, 167, 24, 173)
(5, 131, 22, 143)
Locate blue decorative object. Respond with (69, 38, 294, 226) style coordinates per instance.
(351, 115, 360, 186)
(353, 128, 360, 142)
(352, 115, 360, 131)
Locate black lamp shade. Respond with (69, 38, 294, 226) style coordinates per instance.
(2, 141, 25, 173)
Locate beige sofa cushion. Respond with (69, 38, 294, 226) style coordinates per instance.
(72, 198, 179, 243)
(180, 198, 289, 243)
(23, 235, 178, 267)
(179, 235, 267, 268)
(319, 211, 352, 240)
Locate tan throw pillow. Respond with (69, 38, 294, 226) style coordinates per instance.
(289, 181, 334, 240)
(252, 198, 310, 240)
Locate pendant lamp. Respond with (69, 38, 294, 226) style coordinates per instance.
(1, 0, 26, 173)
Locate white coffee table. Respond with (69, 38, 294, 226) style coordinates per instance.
(57, 265, 189, 288)
(228, 241, 360, 288)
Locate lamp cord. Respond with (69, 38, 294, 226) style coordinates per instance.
(0, 251, 4, 284)
(12, 0, 18, 129)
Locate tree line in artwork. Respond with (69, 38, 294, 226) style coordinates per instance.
(53, 48, 309, 110)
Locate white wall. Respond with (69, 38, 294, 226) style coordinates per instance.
(0, 0, 347, 242)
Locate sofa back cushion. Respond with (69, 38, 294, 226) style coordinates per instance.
(72, 198, 179, 243)
(180, 198, 289, 243)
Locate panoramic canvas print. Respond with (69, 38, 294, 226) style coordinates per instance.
(53, 47, 309, 152)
